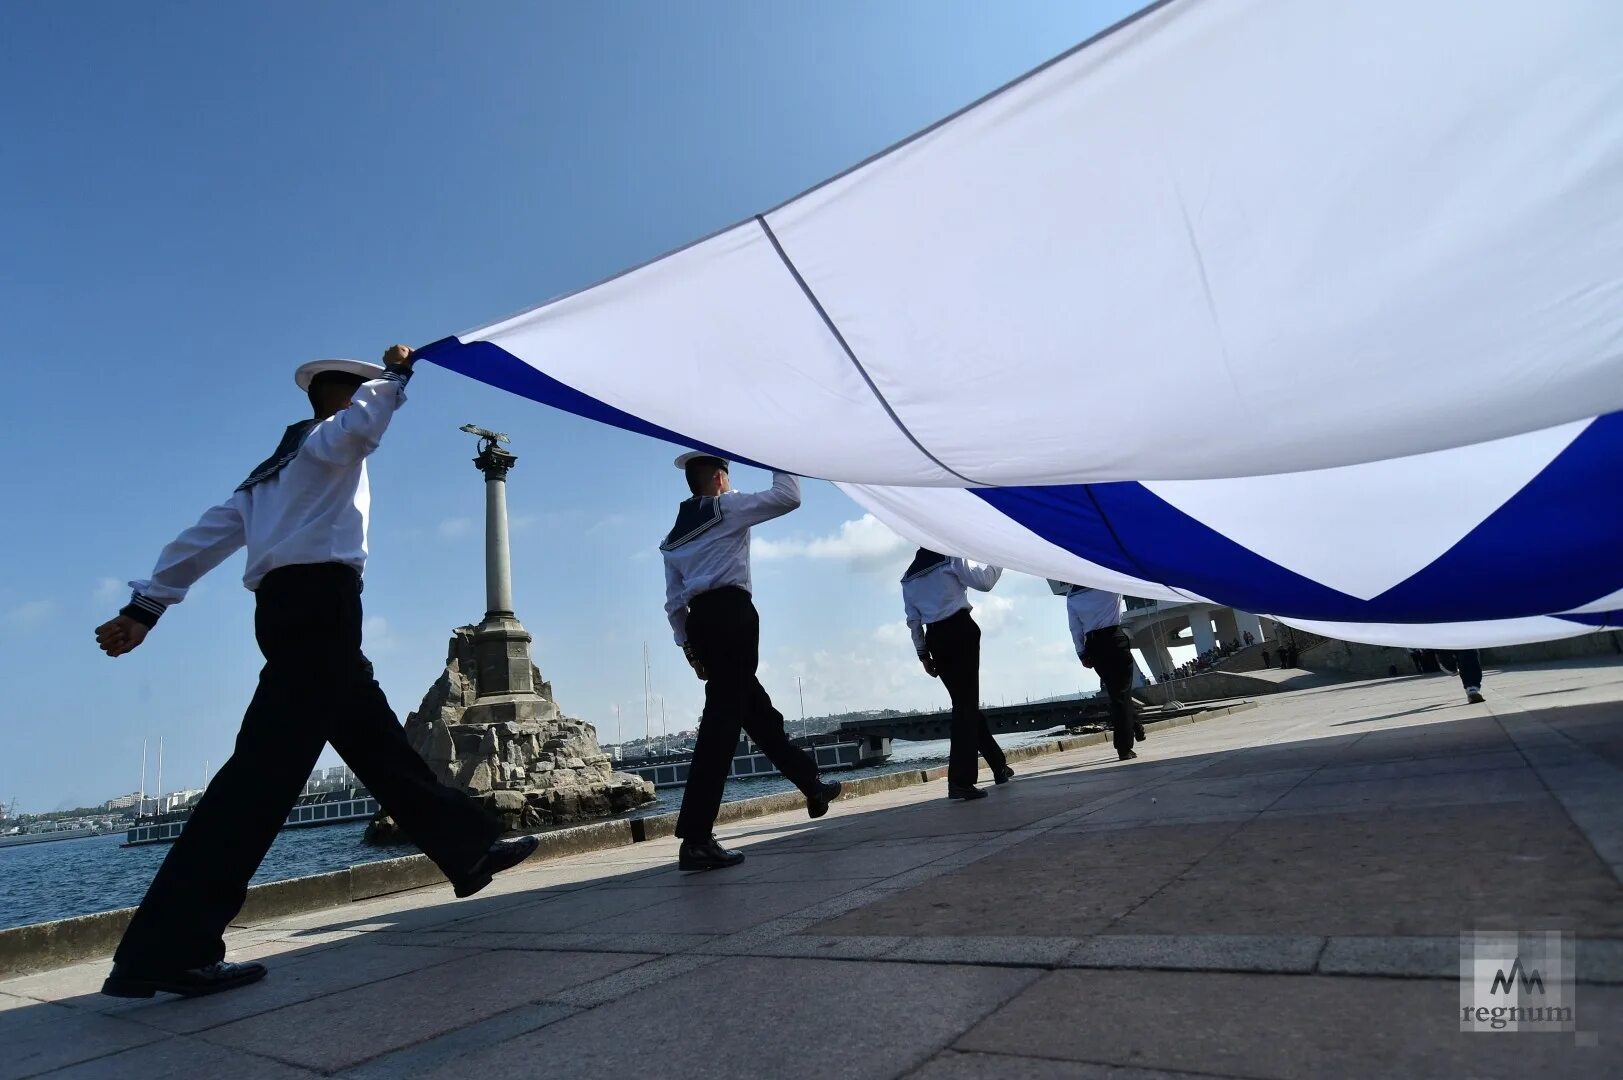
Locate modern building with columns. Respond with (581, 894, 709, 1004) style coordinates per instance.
(1122, 597, 1272, 680)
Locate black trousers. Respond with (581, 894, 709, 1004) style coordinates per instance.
(1084, 625, 1138, 755)
(1448, 649, 1483, 690)
(114, 563, 499, 971)
(924, 609, 1009, 788)
(675, 587, 821, 840)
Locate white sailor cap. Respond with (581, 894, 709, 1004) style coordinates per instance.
(673, 451, 729, 471)
(294, 359, 387, 392)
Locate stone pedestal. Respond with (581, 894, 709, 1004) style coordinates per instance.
(376, 625, 654, 837)
(365, 429, 654, 843)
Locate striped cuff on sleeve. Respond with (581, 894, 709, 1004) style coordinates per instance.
(379, 364, 414, 386)
(120, 592, 167, 629)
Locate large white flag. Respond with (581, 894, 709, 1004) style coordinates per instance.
(420, 0, 1623, 648)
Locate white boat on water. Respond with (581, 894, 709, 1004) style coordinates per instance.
(123, 788, 380, 847)
(623, 733, 891, 790)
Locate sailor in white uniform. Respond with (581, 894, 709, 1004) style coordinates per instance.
(1051, 581, 1145, 760)
(661, 452, 840, 871)
(902, 549, 1014, 800)
(94, 347, 537, 1000)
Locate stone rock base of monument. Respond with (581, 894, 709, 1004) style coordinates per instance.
(364, 625, 655, 843)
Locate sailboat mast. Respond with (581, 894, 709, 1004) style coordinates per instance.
(642, 642, 652, 745)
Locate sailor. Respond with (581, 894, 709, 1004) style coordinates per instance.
(661, 452, 841, 871)
(94, 346, 537, 1000)
(1430, 649, 1487, 704)
(902, 549, 1014, 800)
(1051, 581, 1145, 761)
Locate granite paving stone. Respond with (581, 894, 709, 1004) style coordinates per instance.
(447, 883, 677, 934)
(1, 1009, 165, 1080)
(906, 1051, 1219, 1080)
(335, 1003, 579, 1080)
(1112, 801, 1623, 937)
(956, 969, 1623, 1079)
(887, 935, 1086, 967)
(1064, 933, 1325, 974)
(405, 957, 1039, 1080)
(33, 1035, 320, 1079)
(810, 856, 1181, 939)
(199, 949, 650, 1072)
(134, 942, 481, 1035)
(579, 876, 883, 935)
(1262, 767, 1547, 812)
(717, 839, 976, 883)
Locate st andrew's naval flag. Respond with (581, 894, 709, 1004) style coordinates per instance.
(418, 0, 1623, 649)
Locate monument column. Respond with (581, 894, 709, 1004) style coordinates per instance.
(465, 429, 536, 709)
(369, 424, 655, 842)
(478, 440, 517, 618)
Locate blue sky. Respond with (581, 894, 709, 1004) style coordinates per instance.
(0, 0, 1150, 812)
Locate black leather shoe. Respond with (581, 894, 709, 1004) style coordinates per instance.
(993, 765, 1015, 785)
(679, 835, 745, 871)
(454, 835, 540, 899)
(1133, 721, 1147, 742)
(807, 779, 843, 819)
(1118, 749, 1139, 762)
(947, 783, 988, 801)
(102, 960, 266, 999)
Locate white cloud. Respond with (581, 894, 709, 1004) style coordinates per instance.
(94, 577, 125, 603)
(756, 514, 911, 571)
(4, 599, 56, 629)
(973, 594, 1020, 634)
(873, 621, 912, 647)
(998, 572, 1063, 598)
(362, 615, 400, 655)
(768, 642, 927, 716)
(437, 517, 474, 541)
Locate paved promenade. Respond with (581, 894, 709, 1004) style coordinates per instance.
(4, 660, 1622, 1078)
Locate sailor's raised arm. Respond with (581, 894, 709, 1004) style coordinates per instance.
(95, 492, 248, 656)
(725, 470, 801, 528)
(301, 345, 415, 467)
(956, 558, 1003, 592)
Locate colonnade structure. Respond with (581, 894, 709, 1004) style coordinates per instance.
(1122, 597, 1276, 680)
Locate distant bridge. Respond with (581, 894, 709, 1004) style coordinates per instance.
(836, 698, 1112, 742)
(835, 697, 1220, 743)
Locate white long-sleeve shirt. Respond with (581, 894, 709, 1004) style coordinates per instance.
(662, 471, 801, 645)
(902, 558, 1002, 657)
(125, 372, 409, 622)
(1067, 587, 1124, 655)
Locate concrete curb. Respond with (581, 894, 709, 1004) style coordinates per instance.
(0, 701, 1254, 978)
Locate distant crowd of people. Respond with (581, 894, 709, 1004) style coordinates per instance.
(1153, 630, 1299, 683)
